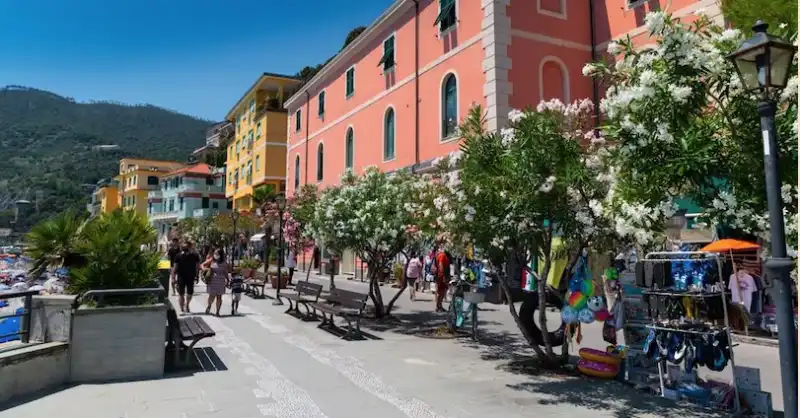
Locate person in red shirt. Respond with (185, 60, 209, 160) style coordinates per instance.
(435, 248, 451, 312)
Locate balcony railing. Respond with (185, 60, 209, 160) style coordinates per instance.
(0, 290, 39, 345)
(149, 211, 179, 221)
(192, 208, 218, 218)
(254, 99, 286, 119)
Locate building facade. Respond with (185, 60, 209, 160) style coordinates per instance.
(225, 73, 302, 210)
(87, 179, 120, 217)
(283, 0, 724, 274)
(192, 121, 234, 164)
(148, 163, 230, 248)
(117, 158, 185, 215)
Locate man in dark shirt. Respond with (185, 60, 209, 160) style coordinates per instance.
(172, 241, 201, 313)
(166, 238, 180, 295)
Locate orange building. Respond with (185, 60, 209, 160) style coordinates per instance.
(283, 0, 723, 273)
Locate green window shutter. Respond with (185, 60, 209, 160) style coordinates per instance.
(434, 0, 456, 29)
(378, 36, 395, 70)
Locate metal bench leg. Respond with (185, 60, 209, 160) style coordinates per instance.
(284, 298, 294, 314)
(318, 311, 329, 327)
(342, 315, 354, 339)
(300, 302, 312, 318)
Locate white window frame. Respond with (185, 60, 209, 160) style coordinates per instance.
(382, 105, 396, 162)
(345, 65, 356, 99)
(536, 0, 567, 20)
(317, 90, 326, 120)
(437, 0, 459, 37)
(344, 125, 355, 170)
(381, 32, 397, 74)
(538, 56, 571, 103)
(439, 70, 460, 142)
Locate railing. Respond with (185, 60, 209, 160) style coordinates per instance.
(79, 285, 167, 308)
(192, 208, 217, 218)
(0, 290, 39, 344)
(254, 101, 286, 119)
(149, 211, 179, 221)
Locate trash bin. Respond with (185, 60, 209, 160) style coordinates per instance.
(156, 259, 171, 297)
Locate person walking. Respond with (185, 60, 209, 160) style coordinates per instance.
(172, 240, 200, 314)
(229, 268, 244, 316)
(435, 247, 451, 312)
(202, 248, 229, 317)
(406, 254, 423, 301)
(166, 238, 181, 296)
(285, 249, 297, 285)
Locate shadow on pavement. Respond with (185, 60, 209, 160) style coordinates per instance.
(360, 309, 503, 338)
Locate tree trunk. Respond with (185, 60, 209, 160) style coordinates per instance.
(496, 273, 550, 361)
(367, 261, 386, 318)
(538, 256, 556, 361)
(329, 257, 336, 290)
(385, 253, 411, 316)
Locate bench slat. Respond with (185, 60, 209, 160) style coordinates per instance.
(194, 318, 215, 336)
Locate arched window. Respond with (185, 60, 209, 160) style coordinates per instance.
(539, 57, 570, 103)
(383, 108, 395, 161)
(441, 73, 458, 138)
(345, 127, 354, 170)
(316, 143, 324, 182)
(294, 156, 300, 190)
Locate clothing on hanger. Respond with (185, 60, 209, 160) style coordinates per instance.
(729, 270, 757, 311)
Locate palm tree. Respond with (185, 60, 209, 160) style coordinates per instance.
(25, 209, 88, 277)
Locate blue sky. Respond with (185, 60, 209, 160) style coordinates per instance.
(0, 0, 393, 121)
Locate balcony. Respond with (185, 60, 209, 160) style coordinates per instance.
(254, 99, 286, 120)
(149, 211, 179, 221)
(148, 190, 162, 200)
(192, 208, 220, 218)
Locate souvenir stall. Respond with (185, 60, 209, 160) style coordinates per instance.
(700, 239, 798, 340)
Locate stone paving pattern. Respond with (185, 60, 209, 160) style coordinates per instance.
(0, 271, 781, 417)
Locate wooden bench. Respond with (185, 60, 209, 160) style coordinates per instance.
(280, 281, 324, 318)
(166, 308, 216, 368)
(244, 271, 267, 298)
(309, 288, 369, 340)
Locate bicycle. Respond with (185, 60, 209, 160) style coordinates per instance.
(446, 276, 485, 341)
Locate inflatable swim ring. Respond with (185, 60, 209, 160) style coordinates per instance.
(577, 358, 618, 379)
(579, 347, 622, 366)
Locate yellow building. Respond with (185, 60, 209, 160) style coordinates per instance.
(117, 158, 185, 215)
(225, 73, 301, 210)
(88, 180, 120, 216)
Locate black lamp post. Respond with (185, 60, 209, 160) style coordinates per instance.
(274, 193, 287, 306)
(231, 210, 240, 265)
(729, 21, 797, 418)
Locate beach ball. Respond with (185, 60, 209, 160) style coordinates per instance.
(578, 308, 596, 324)
(581, 280, 596, 297)
(568, 277, 583, 292)
(587, 296, 605, 312)
(561, 306, 579, 324)
(567, 291, 587, 310)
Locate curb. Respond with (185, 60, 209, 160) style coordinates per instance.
(731, 333, 778, 348)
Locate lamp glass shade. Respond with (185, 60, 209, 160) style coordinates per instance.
(729, 21, 797, 92)
(276, 194, 287, 211)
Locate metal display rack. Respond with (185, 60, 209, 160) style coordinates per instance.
(642, 251, 741, 415)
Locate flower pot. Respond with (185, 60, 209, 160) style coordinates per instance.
(269, 273, 289, 289)
(69, 303, 167, 383)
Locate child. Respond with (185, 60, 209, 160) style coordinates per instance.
(229, 272, 244, 315)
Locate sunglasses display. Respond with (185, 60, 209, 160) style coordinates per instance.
(634, 251, 742, 414)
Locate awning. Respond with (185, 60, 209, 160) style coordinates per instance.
(250, 233, 266, 242)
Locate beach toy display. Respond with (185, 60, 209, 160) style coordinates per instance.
(562, 255, 608, 324)
(577, 347, 622, 379)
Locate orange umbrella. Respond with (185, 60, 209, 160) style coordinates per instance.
(701, 238, 759, 253)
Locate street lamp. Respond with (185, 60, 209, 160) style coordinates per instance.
(273, 193, 287, 306)
(729, 21, 797, 418)
(230, 210, 240, 265)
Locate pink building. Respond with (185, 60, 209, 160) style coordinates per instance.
(284, 0, 723, 273)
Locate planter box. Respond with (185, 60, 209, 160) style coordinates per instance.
(69, 303, 167, 383)
(269, 274, 289, 289)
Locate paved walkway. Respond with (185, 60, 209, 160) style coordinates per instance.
(1, 273, 774, 418)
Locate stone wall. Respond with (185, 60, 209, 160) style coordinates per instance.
(0, 342, 69, 405)
(30, 295, 76, 343)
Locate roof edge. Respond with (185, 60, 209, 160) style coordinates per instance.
(226, 72, 304, 121)
(284, 0, 412, 109)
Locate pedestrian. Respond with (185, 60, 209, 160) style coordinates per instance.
(172, 240, 201, 314)
(285, 249, 297, 285)
(406, 253, 423, 301)
(167, 238, 181, 296)
(201, 247, 229, 317)
(435, 247, 451, 312)
(229, 268, 244, 316)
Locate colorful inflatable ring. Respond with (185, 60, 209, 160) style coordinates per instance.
(579, 347, 622, 366)
(577, 358, 619, 379)
(567, 292, 587, 309)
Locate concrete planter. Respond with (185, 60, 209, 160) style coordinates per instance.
(69, 303, 167, 383)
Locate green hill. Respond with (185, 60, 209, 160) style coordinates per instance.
(0, 86, 211, 228)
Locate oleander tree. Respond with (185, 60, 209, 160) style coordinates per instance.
(433, 101, 630, 365)
(583, 11, 798, 250)
(308, 167, 423, 317)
